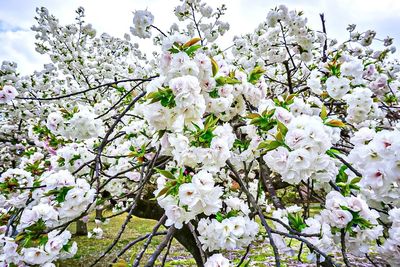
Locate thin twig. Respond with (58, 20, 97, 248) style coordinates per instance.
(271, 229, 339, 267)
(17, 77, 155, 101)
(340, 229, 351, 267)
(365, 254, 379, 267)
(319, 13, 328, 62)
(188, 222, 206, 264)
(161, 236, 173, 266)
(112, 231, 168, 262)
(332, 153, 362, 177)
(144, 226, 176, 267)
(236, 244, 251, 267)
(150, 25, 167, 37)
(90, 147, 161, 266)
(259, 161, 284, 209)
(132, 215, 167, 267)
(226, 160, 281, 267)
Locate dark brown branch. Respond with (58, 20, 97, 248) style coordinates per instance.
(365, 254, 379, 267)
(259, 161, 284, 209)
(271, 229, 339, 267)
(283, 60, 294, 94)
(340, 229, 351, 267)
(16, 77, 155, 101)
(95, 80, 148, 119)
(150, 25, 167, 37)
(132, 215, 167, 267)
(112, 231, 168, 262)
(144, 226, 176, 267)
(188, 3, 203, 45)
(93, 90, 147, 191)
(332, 153, 362, 177)
(188, 222, 206, 265)
(278, 21, 296, 68)
(264, 216, 319, 238)
(236, 244, 251, 267)
(226, 160, 281, 267)
(90, 147, 161, 266)
(319, 13, 328, 62)
(161, 236, 173, 266)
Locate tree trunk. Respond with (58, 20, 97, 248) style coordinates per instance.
(75, 220, 88, 236)
(95, 208, 103, 220)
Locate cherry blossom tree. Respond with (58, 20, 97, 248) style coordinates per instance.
(1, 1, 400, 266)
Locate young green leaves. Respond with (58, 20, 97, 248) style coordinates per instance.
(146, 87, 176, 108)
(248, 65, 265, 84)
(168, 37, 202, 57)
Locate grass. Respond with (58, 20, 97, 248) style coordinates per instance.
(57, 211, 287, 267)
(59, 213, 193, 266)
(57, 209, 385, 267)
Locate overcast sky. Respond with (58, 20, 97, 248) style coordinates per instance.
(0, 0, 399, 74)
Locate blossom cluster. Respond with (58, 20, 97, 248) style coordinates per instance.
(302, 191, 383, 258)
(197, 215, 258, 251)
(156, 170, 223, 229)
(263, 113, 339, 184)
(378, 208, 400, 266)
(47, 106, 105, 141)
(348, 128, 400, 203)
(0, 169, 93, 265)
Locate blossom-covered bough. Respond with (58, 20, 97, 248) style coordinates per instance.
(1, 0, 400, 266)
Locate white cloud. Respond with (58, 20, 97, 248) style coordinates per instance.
(0, 30, 47, 74)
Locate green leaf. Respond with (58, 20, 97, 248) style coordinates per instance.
(147, 88, 176, 108)
(320, 104, 328, 120)
(275, 131, 284, 142)
(57, 157, 65, 167)
(182, 37, 201, 48)
(262, 108, 276, 117)
(336, 165, 348, 183)
(199, 130, 214, 143)
(233, 139, 250, 150)
(156, 169, 176, 180)
(350, 177, 361, 184)
(248, 65, 265, 84)
(69, 154, 81, 165)
(215, 212, 224, 223)
(155, 186, 170, 198)
(326, 148, 340, 158)
(288, 213, 307, 232)
(277, 120, 288, 136)
(226, 210, 239, 218)
(258, 140, 281, 151)
(38, 235, 49, 246)
(215, 76, 241, 86)
(349, 184, 360, 190)
(246, 113, 261, 119)
(285, 93, 296, 104)
(184, 44, 202, 57)
(325, 119, 346, 128)
(146, 91, 159, 99)
(56, 186, 74, 203)
(210, 57, 219, 77)
(251, 115, 277, 131)
(209, 88, 220, 98)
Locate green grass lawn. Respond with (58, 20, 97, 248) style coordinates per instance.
(59, 214, 194, 266)
(57, 208, 384, 267)
(57, 211, 300, 267)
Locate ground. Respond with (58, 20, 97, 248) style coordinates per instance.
(58, 212, 387, 267)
